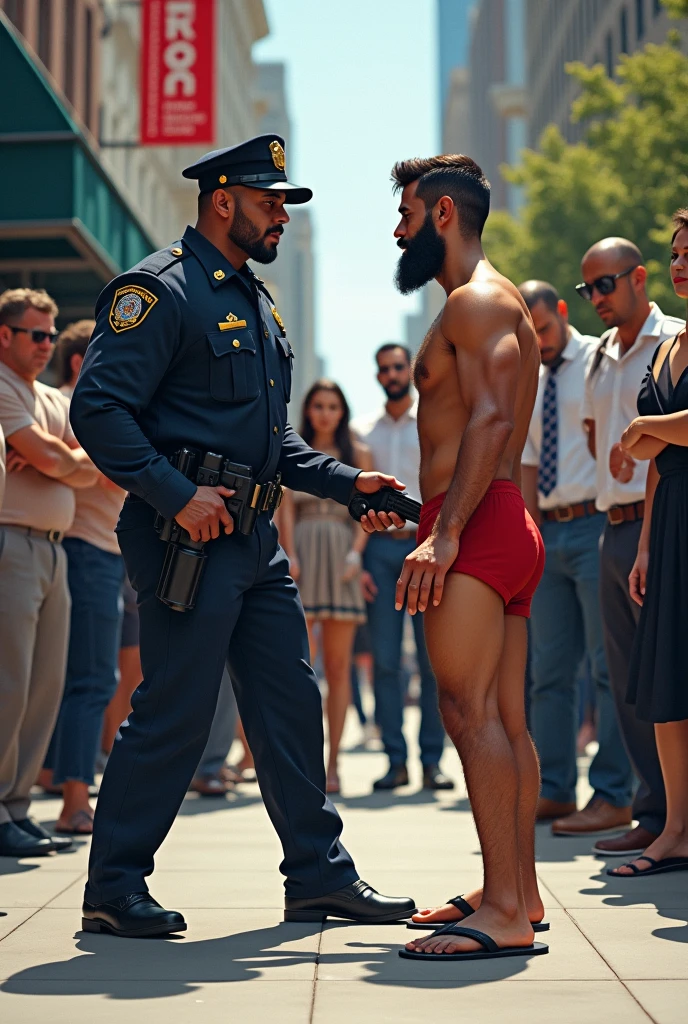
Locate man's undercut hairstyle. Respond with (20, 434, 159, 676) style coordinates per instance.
(391, 154, 491, 239)
(375, 342, 412, 365)
(55, 319, 95, 386)
(518, 280, 560, 314)
(671, 208, 688, 243)
(0, 287, 58, 326)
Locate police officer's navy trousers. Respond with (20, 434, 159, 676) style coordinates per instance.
(85, 498, 359, 904)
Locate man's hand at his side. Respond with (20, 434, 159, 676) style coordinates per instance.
(356, 472, 407, 532)
(395, 531, 459, 614)
(175, 485, 235, 542)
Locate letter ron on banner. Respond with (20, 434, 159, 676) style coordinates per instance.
(140, 0, 216, 146)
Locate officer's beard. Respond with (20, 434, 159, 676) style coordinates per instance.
(394, 211, 446, 294)
(229, 198, 282, 264)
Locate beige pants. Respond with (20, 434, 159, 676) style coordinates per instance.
(0, 528, 70, 823)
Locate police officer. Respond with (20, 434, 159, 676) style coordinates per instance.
(70, 135, 415, 938)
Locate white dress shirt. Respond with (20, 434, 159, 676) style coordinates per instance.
(523, 326, 599, 510)
(581, 302, 685, 512)
(351, 401, 421, 503)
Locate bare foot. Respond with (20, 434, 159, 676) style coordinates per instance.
(411, 888, 545, 927)
(55, 808, 94, 834)
(405, 905, 535, 955)
(326, 769, 340, 794)
(609, 834, 688, 876)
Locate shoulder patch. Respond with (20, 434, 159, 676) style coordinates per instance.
(109, 285, 158, 333)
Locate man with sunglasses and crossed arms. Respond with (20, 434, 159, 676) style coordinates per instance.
(0, 288, 98, 857)
(577, 238, 683, 856)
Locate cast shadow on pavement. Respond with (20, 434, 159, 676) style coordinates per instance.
(1, 920, 533, 999)
(176, 791, 264, 817)
(333, 789, 441, 810)
(578, 863, 688, 945)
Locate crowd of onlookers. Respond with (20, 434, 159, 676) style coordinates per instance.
(1, 212, 688, 876)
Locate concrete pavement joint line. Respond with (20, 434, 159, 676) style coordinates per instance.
(619, 980, 660, 1024)
(0, 906, 42, 945)
(308, 923, 324, 1024)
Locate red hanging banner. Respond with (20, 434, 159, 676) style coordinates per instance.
(140, 0, 216, 145)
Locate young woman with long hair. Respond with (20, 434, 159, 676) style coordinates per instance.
(278, 380, 372, 793)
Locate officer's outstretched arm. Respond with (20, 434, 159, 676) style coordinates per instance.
(70, 273, 197, 520)
(277, 424, 360, 504)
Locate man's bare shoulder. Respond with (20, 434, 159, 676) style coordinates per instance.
(441, 274, 525, 352)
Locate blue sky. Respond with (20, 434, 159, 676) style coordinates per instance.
(255, 0, 437, 416)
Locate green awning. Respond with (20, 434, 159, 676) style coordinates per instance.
(0, 14, 156, 322)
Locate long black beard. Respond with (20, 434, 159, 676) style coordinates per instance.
(394, 211, 446, 294)
(229, 199, 281, 264)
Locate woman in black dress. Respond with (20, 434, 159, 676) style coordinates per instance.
(609, 209, 688, 878)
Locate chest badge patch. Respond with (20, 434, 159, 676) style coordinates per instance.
(271, 306, 285, 332)
(109, 285, 158, 333)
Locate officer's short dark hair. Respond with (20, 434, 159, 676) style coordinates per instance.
(518, 280, 560, 315)
(375, 343, 412, 366)
(391, 155, 491, 239)
(54, 319, 95, 386)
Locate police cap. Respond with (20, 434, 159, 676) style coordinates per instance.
(182, 134, 312, 204)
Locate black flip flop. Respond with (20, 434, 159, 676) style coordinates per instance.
(407, 894, 549, 932)
(399, 923, 549, 962)
(607, 855, 688, 878)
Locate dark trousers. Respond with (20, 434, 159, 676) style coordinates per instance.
(600, 520, 666, 835)
(85, 499, 357, 904)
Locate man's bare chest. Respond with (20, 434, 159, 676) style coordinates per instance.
(413, 316, 455, 394)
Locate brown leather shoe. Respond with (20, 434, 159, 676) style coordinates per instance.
(593, 824, 658, 857)
(552, 797, 633, 836)
(536, 797, 577, 821)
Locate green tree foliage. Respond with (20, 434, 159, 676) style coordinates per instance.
(483, 24, 688, 334)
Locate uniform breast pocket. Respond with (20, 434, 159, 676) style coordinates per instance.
(207, 330, 260, 403)
(276, 334, 294, 403)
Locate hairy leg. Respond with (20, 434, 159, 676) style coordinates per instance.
(612, 719, 688, 874)
(407, 575, 533, 955)
(321, 619, 357, 783)
(411, 615, 544, 928)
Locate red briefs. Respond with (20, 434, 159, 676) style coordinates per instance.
(417, 480, 544, 618)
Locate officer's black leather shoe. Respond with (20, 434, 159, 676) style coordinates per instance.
(81, 892, 187, 938)
(372, 763, 409, 791)
(422, 765, 455, 791)
(0, 821, 55, 857)
(284, 879, 416, 923)
(15, 817, 73, 851)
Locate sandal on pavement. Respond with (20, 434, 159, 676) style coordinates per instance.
(54, 810, 94, 835)
(607, 855, 688, 878)
(399, 923, 549, 962)
(407, 894, 550, 932)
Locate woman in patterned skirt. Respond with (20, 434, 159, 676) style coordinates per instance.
(278, 380, 371, 793)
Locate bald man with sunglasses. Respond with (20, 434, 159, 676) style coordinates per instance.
(578, 238, 684, 856)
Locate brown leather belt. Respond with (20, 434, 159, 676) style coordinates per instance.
(606, 500, 645, 526)
(541, 500, 598, 523)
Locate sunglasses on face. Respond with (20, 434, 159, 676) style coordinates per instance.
(8, 325, 58, 344)
(378, 363, 408, 374)
(575, 265, 638, 301)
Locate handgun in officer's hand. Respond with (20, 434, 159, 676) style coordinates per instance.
(175, 485, 236, 542)
(348, 486, 421, 531)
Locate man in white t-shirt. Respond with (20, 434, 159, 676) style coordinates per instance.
(0, 289, 98, 857)
(352, 344, 451, 793)
(580, 238, 684, 857)
(519, 281, 634, 837)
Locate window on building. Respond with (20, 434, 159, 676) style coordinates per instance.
(620, 7, 629, 53)
(606, 31, 614, 77)
(37, 0, 52, 69)
(64, 0, 76, 104)
(636, 0, 645, 39)
(4, 0, 24, 32)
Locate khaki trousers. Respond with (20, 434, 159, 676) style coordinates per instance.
(0, 528, 70, 823)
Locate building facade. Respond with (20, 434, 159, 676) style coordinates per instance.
(527, 0, 684, 148)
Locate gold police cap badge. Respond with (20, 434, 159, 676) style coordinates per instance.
(269, 141, 286, 172)
(271, 306, 285, 332)
(109, 285, 158, 333)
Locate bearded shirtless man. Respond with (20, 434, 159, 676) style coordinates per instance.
(364, 155, 548, 962)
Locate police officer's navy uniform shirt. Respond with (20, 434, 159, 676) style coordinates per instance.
(71, 226, 359, 518)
